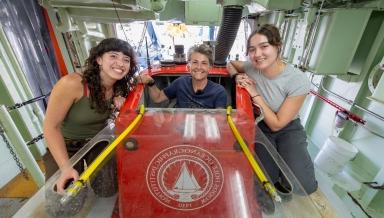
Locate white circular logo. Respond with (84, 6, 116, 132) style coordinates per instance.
(146, 145, 224, 210)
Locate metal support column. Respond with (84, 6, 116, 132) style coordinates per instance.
(0, 105, 45, 187)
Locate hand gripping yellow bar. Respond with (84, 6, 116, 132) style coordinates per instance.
(60, 105, 145, 204)
(226, 106, 281, 202)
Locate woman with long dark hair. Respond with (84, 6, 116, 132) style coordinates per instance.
(44, 38, 137, 195)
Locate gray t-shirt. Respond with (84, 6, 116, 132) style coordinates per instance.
(244, 61, 310, 113)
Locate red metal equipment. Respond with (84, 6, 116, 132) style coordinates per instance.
(114, 65, 261, 217)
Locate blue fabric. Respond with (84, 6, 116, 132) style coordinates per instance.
(163, 76, 227, 108)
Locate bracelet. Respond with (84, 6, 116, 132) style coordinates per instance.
(251, 94, 260, 99)
(147, 80, 155, 87)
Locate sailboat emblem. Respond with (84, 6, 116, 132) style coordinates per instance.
(167, 161, 204, 202)
(146, 145, 224, 210)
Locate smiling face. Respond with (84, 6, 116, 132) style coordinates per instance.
(188, 52, 211, 81)
(97, 51, 131, 82)
(248, 33, 280, 73)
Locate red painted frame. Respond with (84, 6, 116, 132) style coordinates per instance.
(115, 65, 258, 218)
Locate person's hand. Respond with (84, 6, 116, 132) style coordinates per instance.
(56, 167, 79, 195)
(226, 62, 239, 77)
(238, 77, 259, 97)
(136, 73, 154, 85)
(113, 95, 126, 109)
(235, 73, 250, 84)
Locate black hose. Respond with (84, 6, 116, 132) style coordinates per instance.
(214, 5, 243, 66)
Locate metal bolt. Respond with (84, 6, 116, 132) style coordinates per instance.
(124, 138, 138, 151)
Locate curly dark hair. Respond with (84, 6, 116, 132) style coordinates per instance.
(82, 38, 138, 113)
(246, 24, 282, 55)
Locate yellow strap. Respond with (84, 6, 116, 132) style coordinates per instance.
(226, 106, 280, 202)
(61, 105, 145, 204)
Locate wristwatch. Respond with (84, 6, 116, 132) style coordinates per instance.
(147, 80, 155, 87)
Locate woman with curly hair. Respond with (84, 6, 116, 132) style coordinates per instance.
(44, 38, 137, 195)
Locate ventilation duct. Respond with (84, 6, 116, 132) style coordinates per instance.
(214, 5, 243, 66)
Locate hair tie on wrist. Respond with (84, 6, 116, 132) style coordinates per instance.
(147, 80, 155, 87)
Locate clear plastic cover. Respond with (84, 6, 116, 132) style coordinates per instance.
(15, 108, 321, 218)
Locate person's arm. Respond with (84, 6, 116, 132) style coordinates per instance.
(137, 73, 168, 103)
(148, 85, 169, 103)
(227, 60, 246, 76)
(240, 78, 306, 131)
(43, 74, 83, 193)
(253, 94, 306, 131)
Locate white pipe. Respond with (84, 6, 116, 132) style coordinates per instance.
(0, 105, 45, 187)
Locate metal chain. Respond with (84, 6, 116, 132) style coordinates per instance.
(7, 92, 50, 111)
(0, 126, 29, 179)
(1, 93, 49, 179)
(26, 133, 44, 145)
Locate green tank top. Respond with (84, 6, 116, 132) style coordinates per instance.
(61, 96, 111, 139)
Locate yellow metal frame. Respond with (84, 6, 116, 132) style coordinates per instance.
(226, 106, 281, 202)
(61, 105, 145, 204)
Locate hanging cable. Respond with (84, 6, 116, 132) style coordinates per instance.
(145, 36, 151, 69)
(112, 1, 129, 42)
(137, 22, 148, 53)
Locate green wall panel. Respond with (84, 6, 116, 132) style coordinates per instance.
(308, 9, 372, 75)
(185, 0, 222, 26)
(253, 0, 302, 10)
